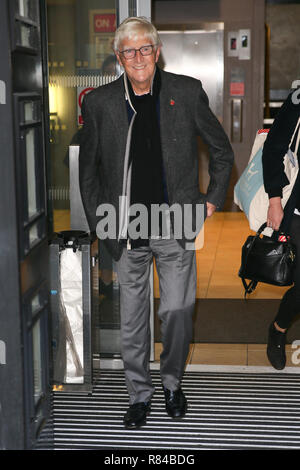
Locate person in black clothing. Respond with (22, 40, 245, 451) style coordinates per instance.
(262, 88, 300, 370)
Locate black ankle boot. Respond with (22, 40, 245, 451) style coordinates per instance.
(267, 322, 286, 370)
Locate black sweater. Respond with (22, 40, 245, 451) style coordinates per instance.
(262, 90, 300, 203)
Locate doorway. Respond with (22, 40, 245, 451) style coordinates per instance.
(152, 11, 300, 368)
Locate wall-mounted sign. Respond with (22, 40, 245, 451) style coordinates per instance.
(228, 29, 251, 60)
(239, 29, 251, 60)
(94, 13, 116, 33)
(230, 67, 245, 97)
(77, 87, 94, 125)
(228, 31, 238, 57)
(89, 10, 116, 69)
(230, 82, 245, 96)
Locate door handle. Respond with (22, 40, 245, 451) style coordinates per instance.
(231, 98, 243, 143)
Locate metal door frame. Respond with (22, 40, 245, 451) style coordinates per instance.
(0, 0, 52, 450)
(118, 0, 151, 22)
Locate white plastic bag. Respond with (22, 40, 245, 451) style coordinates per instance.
(60, 248, 84, 383)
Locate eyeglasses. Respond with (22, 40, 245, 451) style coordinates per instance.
(118, 44, 156, 60)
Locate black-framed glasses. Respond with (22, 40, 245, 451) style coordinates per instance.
(119, 44, 156, 60)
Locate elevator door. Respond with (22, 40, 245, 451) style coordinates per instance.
(158, 25, 224, 119)
(158, 24, 224, 207)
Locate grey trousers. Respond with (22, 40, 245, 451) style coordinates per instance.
(115, 237, 196, 404)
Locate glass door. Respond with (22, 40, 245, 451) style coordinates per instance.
(47, 0, 118, 217)
(0, 0, 52, 449)
(46, 0, 121, 364)
(23, 284, 50, 446)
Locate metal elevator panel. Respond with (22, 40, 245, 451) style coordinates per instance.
(158, 24, 224, 121)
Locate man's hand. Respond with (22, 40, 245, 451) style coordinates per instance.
(267, 197, 284, 231)
(206, 202, 217, 218)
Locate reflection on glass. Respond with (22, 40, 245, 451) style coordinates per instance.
(18, 0, 27, 17)
(32, 320, 42, 404)
(47, 0, 117, 213)
(18, 0, 34, 19)
(20, 23, 32, 48)
(25, 128, 37, 217)
(24, 101, 34, 122)
(34, 407, 43, 433)
(29, 222, 39, 246)
(47, 0, 121, 358)
(31, 292, 41, 315)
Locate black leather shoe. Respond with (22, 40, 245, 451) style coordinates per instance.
(123, 402, 151, 429)
(163, 387, 187, 418)
(267, 322, 286, 370)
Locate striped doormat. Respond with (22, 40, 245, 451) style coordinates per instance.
(39, 369, 300, 450)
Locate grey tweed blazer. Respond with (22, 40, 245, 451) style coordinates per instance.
(79, 67, 234, 260)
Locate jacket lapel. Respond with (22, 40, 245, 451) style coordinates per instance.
(104, 75, 129, 184)
(159, 70, 178, 167)
(105, 75, 129, 144)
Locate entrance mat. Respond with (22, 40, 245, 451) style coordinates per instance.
(40, 369, 300, 450)
(154, 299, 300, 344)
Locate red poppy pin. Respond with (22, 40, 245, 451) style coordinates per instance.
(170, 99, 175, 106)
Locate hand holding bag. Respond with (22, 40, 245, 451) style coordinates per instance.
(238, 223, 297, 297)
(234, 118, 300, 235)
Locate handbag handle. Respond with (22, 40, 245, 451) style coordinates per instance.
(256, 222, 268, 235)
(241, 278, 257, 297)
(246, 222, 267, 253)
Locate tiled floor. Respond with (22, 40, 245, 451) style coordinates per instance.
(53, 209, 299, 369)
(154, 342, 300, 368)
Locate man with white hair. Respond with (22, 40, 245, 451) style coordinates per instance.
(79, 17, 234, 429)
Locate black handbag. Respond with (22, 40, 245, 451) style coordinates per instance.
(239, 223, 297, 296)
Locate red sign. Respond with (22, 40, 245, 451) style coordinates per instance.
(77, 87, 94, 125)
(230, 82, 245, 96)
(94, 14, 116, 33)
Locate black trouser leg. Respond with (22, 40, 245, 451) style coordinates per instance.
(274, 215, 300, 329)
